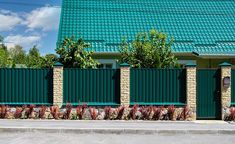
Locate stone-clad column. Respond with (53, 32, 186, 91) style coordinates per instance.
(220, 62, 231, 120)
(185, 63, 197, 120)
(53, 62, 63, 107)
(120, 63, 130, 106)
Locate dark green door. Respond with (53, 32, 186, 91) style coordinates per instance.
(197, 69, 221, 119)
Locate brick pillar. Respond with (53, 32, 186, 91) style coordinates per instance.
(185, 63, 197, 120)
(220, 62, 231, 120)
(120, 63, 130, 106)
(53, 62, 63, 107)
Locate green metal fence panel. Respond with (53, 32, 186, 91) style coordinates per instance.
(130, 69, 186, 105)
(63, 69, 120, 106)
(0, 68, 53, 105)
(197, 69, 221, 119)
(231, 69, 235, 105)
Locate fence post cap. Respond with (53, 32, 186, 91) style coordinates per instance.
(185, 62, 196, 67)
(219, 62, 231, 67)
(120, 63, 130, 67)
(53, 62, 63, 67)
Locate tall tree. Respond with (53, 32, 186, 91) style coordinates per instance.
(0, 35, 7, 50)
(26, 45, 44, 68)
(9, 45, 26, 65)
(56, 36, 98, 68)
(0, 48, 12, 67)
(119, 29, 179, 68)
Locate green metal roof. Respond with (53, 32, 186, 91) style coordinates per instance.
(57, 0, 235, 56)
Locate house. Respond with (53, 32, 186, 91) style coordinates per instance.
(57, 0, 235, 68)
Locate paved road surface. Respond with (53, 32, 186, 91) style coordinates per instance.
(0, 120, 235, 144)
(0, 132, 235, 144)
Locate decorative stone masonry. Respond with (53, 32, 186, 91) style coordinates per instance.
(120, 63, 130, 106)
(220, 62, 232, 120)
(185, 63, 197, 120)
(53, 62, 63, 107)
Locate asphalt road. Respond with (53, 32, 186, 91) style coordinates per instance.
(0, 132, 235, 144)
(0, 120, 235, 144)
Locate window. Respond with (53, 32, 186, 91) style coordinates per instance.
(96, 59, 117, 69)
(98, 63, 113, 69)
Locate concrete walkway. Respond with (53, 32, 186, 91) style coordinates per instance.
(0, 120, 235, 134)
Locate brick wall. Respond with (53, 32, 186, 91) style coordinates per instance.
(53, 66, 63, 107)
(186, 66, 197, 120)
(120, 65, 130, 106)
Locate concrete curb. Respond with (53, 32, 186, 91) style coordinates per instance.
(0, 127, 235, 135)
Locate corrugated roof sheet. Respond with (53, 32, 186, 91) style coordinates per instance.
(57, 0, 235, 55)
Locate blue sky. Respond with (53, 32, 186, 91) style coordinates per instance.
(0, 0, 62, 55)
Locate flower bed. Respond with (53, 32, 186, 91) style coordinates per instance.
(224, 107, 235, 121)
(0, 104, 194, 121)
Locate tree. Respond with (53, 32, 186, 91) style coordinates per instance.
(9, 45, 26, 65)
(0, 35, 7, 50)
(41, 54, 57, 68)
(56, 36, 98, 68)
(26, 45, 44, 68)
(0, 35, 3, 45)
(0, 48, 12, 67)
(119, 29, 179, 68)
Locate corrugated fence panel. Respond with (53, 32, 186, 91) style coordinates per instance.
(0, 69, 53, 105)
(130, 69, 186, 105)
(63, 69, 120, 105)
(231, 69, 235, 104)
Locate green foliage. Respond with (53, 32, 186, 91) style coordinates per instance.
(56, 36, 98, 68)
(25, 46, 44, 68)
(0, 35, 12, 67)
(9, 45, 26, 65)
(41, 54, 58, 68)
(119, 29, 179, 68)
(0, 48, 12, 67)
(0, 35, 3, 45)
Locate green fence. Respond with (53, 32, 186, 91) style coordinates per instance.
(130, 68, 186, 105)
(63, 69, 120, 106)
(0, 69, 53, 105)
(232, 69, 235, 105)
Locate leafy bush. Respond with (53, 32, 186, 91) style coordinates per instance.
(178, 106, 190, 120)
(14, 106, 26, 119)
(139, 106, 152, 120)
(167, 105, 175, 120)
(50, 106, 60, 119)
(76, 104, 87, 120)
(89, 107, 98, 120)
(104, 106, 112, 120)
(0, 105, 8, 119)
(129, 105, 138, 120)
(152, 106, 164, 120)
(39, 106, 47, 119)
(116, 106, 125, 120)
(226, 108, 235, 121)
(119, 29, 179, 68)
(25, 104, 35, 119)
(63, 103, 72, 119)
(56, 37, 99, 68)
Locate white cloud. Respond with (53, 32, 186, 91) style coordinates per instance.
(24, 7, 61, 31)
(0, 10, 22, 31)
(5, 35, 41, 49)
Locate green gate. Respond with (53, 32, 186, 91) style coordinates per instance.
(231, 69, 235, 105)
(197, 69, 221, 119)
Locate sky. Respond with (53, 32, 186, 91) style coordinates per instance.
(0, 0, 62, 55)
